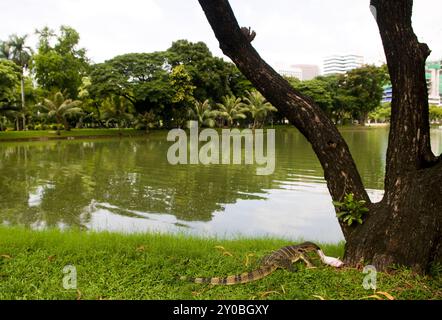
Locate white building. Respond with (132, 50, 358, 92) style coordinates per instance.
(426, 64, 441, 106)
(291, 64, 320, 81)
(323, 54, 364, 75)
(278, 66, 303, 80)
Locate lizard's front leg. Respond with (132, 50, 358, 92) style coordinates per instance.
(299, 253, 316, 269)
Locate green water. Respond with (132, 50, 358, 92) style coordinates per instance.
(1, 127, 441, 242)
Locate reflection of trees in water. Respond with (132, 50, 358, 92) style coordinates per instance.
(339, 128, 388, 190)
(0, 128, 393, 229)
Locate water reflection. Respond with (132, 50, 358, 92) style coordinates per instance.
(0, 127, 441, 242)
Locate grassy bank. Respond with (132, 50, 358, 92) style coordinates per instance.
(0, 129, 147, 141)
(0, 227, 440, 300)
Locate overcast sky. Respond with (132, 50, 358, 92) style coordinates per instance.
(1, 0, 441, 71)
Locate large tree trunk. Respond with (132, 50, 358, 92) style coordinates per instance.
(198, 0, 442, 272)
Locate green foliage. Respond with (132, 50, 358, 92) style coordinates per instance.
(369, 103, 391, 122)
(167, 40, 240, 102)
(170, 65, 195, 104)
(429, 105, 442, 122)
(39, 91, 83, 133)
(287, 66, 389, 124)
(339, 65, 389, 124)
(289, 77, 334, 114)
(216, 95, 247, 127)
(243, 90, 277, 128)
(0, 41, 11, 59)
(89, 52, 173, 115)
(32, 26, 89, 98)
(333, 193, 369, 226)
(100, 95, 134, 128)
(7, 34, 33, 68)
(0, 60, 21, 105)
(134, 110, 158, 131)
(188, 99, 219, 128)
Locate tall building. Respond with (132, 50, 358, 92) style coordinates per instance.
(382, 60, 442, 106)
(323, 54, 364, 75)
(291, 64, 320, 81)
(425, 61, 442, 106)
(382, 85, 393, 103)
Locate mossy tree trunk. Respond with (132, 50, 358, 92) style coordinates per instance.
(198, 0, 441, 273)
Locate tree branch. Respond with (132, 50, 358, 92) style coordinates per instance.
(198, 0, 371, 238)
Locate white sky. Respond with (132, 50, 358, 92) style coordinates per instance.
(1, 0, 441, 71)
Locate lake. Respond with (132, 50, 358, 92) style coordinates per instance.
(1, 126, 441, 242)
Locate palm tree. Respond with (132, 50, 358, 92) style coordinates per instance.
(0, 41, 11, 59)
(243, 90, 278, 129)
(101, 96, 134, 129)
(134, 110, 156, 132)
(188, 99, 218, 128)
(40, 91, 83, 135)
(8, 34, 33, 130)
(216, 95, 248, 127)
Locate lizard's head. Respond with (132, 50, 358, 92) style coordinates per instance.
(300, 241, 321, 251)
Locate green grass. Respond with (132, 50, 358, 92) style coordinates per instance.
(0, 227, 440, 300)
(0, 129, 146, 141)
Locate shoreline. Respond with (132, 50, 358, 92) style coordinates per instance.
(0, 125, 389, 143)
(0, 129, 148, 143)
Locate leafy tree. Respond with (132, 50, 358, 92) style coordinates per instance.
(290, 77, 334, 115)
(216, 95, 247, 127)
(0, 60, 21, 130)
(167, 40, 236, 102)
(340, 65, 389, 125)
(0, 60, 21, 107)
(33, 26, 89, 99)
(243, 90, 277, 129)
(39, 91, 83, 135)
(166, 64, 196, 128)
(199, 0, 442, 272)
(226, 64, 254, 98)
(170, 65, 195, 105)
(89, 52, 173, 116)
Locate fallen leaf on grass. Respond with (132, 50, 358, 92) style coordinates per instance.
(48, 255, 56, 262)
(244, 253, 256, 267)
(280, 285, 286, 294)
(362, 294, 383, 300)
(76, 289, 82, 300)
(214, 246, 233, 257)
(312, 295, 326, 300)
(136, 246, 146, 252)
(376, 291, 395, 300)
(0, 254, 12, 259)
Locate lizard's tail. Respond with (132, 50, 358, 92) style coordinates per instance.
(182, 265, 277, 285)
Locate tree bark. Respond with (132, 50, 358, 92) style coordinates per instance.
(198, 0, 442, 272)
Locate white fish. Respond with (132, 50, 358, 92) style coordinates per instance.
(317, 250, 344, 268)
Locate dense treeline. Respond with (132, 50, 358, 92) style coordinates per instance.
(2, 25, 435, 134)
